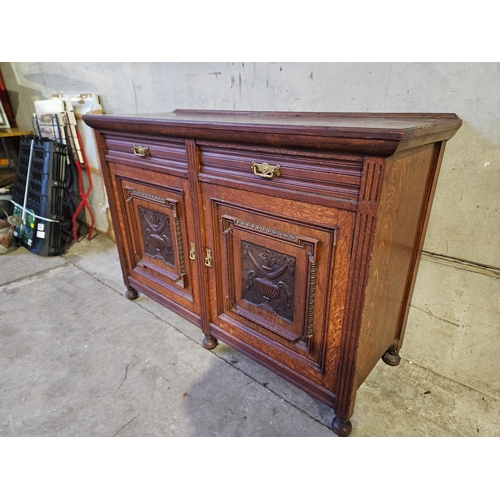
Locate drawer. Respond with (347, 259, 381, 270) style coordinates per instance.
(198, 144, 363, 208)
(103, 132, 188, 176)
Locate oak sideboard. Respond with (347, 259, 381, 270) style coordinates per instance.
(84, 110, 462, 436)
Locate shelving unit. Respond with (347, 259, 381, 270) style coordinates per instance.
(0, 128, 33, 189)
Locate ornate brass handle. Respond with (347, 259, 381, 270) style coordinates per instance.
(189, 242, 196, 261)
(132, 145, 150, 157)
(251, 161, 281, 179)
(204, 248, 213, 268)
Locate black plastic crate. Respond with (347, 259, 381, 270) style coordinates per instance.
(12, 136, 70, 256)
(12, 205, 65, 256)
(12, 136, 67, 221)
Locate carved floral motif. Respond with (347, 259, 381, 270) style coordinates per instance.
(139, 206, 175, 266)
(242, 241, 296, 322)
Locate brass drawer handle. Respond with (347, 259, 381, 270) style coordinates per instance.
(132, 145, 150, 157)
(251, 161, 280, 179)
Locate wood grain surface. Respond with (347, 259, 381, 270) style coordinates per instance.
(84, 111, 462, 435)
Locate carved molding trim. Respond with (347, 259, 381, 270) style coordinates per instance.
(235, 219, 298, 242)
(124, 187, 180, 213)
(305, 259, 317, 338)
(174, 216, 186, 277)
(125, 187, 169, 205)
(223, 225, 235, 309)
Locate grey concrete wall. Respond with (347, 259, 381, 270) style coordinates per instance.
(2, 62, 498, 399)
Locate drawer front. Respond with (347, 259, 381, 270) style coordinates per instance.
(104, 132, 188, 176)
(199, 144, 363, 209)
(202, 183, 355, 390)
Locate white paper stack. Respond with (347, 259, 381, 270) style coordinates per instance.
(34, 96, 84, 164)
(34, 98, 67, 144)
(69, 94, 102, 169)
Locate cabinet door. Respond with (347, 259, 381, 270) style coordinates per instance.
(110, 163, 200, 320)
(202, 183, 354, 396)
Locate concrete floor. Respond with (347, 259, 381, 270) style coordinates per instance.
(1, 234, 499, 437)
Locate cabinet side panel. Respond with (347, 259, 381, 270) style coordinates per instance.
(355, 142, 443, 388)
(92, 129, 131, 289)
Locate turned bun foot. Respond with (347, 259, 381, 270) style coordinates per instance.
(331, 416, 352, 437)
(125, 287, 139, 300)
(382, 349, 401, 366)
(202, 336, 218, 350)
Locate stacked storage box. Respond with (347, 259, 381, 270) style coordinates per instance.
(12, 136, 69, 256)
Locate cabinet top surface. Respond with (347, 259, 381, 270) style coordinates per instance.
(87, 109, 460, 130)
(84, 110, 462, 156)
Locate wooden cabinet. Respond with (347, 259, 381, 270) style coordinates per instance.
(84, 111, 462, 436)
(101, 134, 203, 325)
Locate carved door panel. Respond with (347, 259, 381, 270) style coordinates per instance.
(224, 219, 319, 352)
(202, 183, 353, 385)
(112, 170, 199, 317)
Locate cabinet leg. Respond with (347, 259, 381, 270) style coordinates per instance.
(382, 348, 401, 366)
(125, 286, 139, 300)
(331, 416, 353, 437)
(202, 335, 218, 350)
